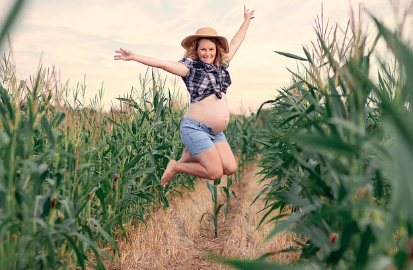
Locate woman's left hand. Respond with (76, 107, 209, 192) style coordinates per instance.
(244, 5, 255, 21)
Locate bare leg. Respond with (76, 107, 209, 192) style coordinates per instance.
(214, 142, 237, 175)
(161, 160, 178, 186)
(178, 148, 197, 163)
(161, 149, 196, 187)
(161, 143, 238, 186)
(161, 147, 224, 186)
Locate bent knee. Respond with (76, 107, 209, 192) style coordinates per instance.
(208, 167, 223, 180)
(223, 165, 237, 176)
(223, 161, 238, 175)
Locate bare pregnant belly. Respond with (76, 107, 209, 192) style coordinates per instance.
(184, 94, 230, 134)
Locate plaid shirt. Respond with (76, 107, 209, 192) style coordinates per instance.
(178, 58, 232, 103)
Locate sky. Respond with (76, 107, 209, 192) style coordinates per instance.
(0, 0, 411, 114)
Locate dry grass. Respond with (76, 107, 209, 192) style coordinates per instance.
(108, 165, 299, 270)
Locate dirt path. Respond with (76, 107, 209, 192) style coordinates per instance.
(108, 165, 297, 270)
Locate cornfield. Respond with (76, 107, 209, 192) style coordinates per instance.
(220, 3, 413, 270)
(0, 1, 261, 269)
(3, 0, 413, 270)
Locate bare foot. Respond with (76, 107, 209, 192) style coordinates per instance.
(178, 148, 197, 163)
(161, 160, 178, 186)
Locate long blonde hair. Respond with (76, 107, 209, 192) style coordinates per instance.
(184, 38, 228, 68)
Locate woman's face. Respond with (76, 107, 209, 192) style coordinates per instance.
(197, 39, 216, 64)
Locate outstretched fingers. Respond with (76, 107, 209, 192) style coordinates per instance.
(114, 48, 132, 61)
(244, 5, 255, 20)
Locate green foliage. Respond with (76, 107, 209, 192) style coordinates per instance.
(224, 8, 413, 270)
(0, 0, 26, 48)
(0, 52, 255, 268)
(226, 111, 261, 183)
(0, 1, 258, 268)
(0, 53, 196, 268)
(201, 179, 223, 238)
(200, 109, 260, 239)
(220, 175, 236, 219)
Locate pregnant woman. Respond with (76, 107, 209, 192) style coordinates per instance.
(114, 5, 255, 186)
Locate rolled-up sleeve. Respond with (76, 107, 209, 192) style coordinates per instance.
(178, 58, 194, 79)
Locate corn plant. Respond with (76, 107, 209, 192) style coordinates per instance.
(1, 1, 112, 269)
(0, 67, 116, 270)
(201, 175, 239, 238)
(0, 56, 198, 268)
(226, 112, 261, 184)
(0, 46, 199, 270)
(0, 1, 259, 267)
(201, 176, 241, 238)
(201, 179, 224, 238)
(1, 1, 260, 269)
(197, 109, 261, 238)
(200, 112, 259, 238)
(220, 175, 236, 219)
(218, 4, 413, 270)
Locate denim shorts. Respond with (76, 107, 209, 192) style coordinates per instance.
(180, 117, 227, 157)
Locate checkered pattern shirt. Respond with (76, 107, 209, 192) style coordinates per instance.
(178, 58, 232, 103)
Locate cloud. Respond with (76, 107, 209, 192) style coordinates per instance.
(2, 0, 410, 113)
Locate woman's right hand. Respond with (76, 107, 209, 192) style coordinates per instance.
(114, 48, 134, 61)
(113, 48, 188, 77)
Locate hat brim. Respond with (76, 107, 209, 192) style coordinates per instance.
(181, 34, 229, 53)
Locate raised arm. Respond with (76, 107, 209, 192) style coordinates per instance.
(227, 5, 255, 63)
(114, 48, 189, 77)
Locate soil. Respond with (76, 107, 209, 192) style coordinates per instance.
(106, 165, 298, 270)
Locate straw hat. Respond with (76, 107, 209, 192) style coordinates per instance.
(181, 27, 229, 53)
